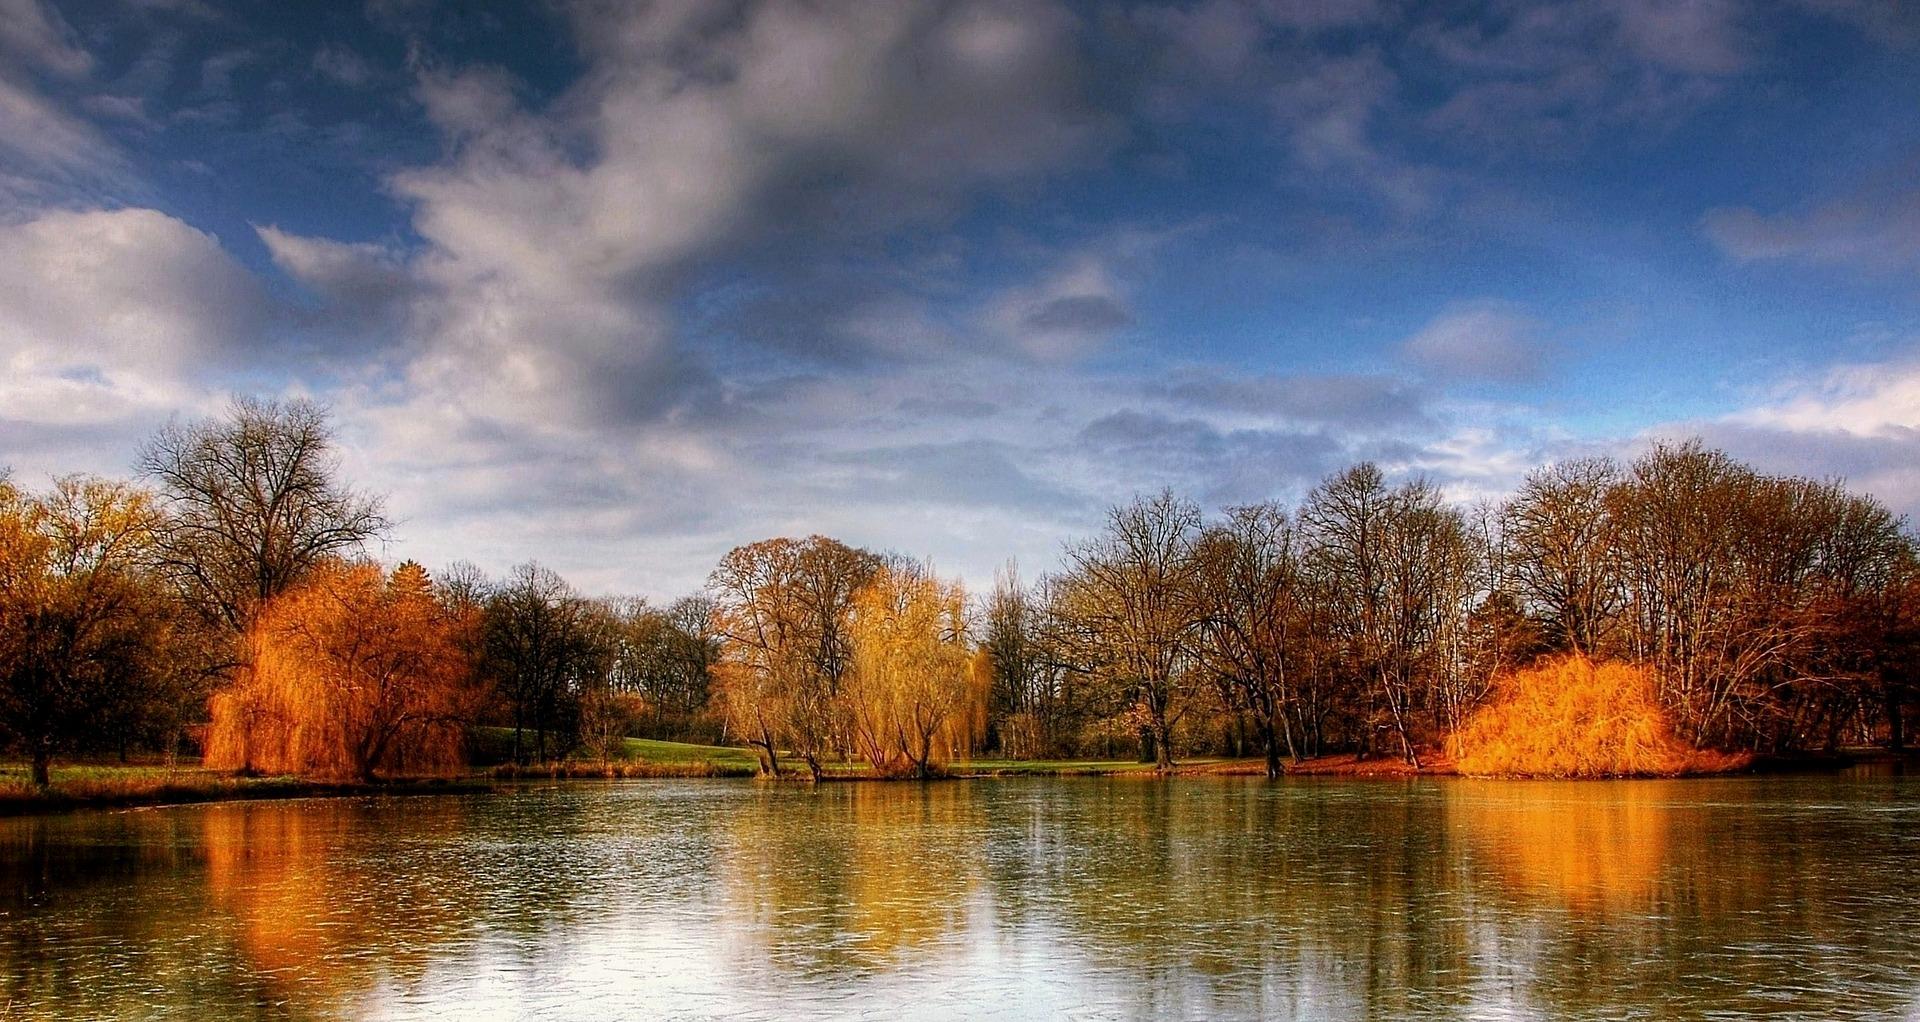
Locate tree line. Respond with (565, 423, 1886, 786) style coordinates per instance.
(984, 449, 1919, 775)
(2, 399, 1915, 783)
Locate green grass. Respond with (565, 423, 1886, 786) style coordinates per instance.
(0, 762, 474, 814)
(603, 741, 1183, 778)
(613, 737, 763, 770)
(949, 757, 1153, 776)
(470, 727, 763, 772)
(0, 738, 1250, 816)
(594, 737, 1239, 778)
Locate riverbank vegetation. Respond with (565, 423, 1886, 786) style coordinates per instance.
(1450, 656, 1750, 778)
(3, 398, 1918, 791)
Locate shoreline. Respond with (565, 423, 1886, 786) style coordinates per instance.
(1, 747, 1908, 816)
(0, 773, 498, 817)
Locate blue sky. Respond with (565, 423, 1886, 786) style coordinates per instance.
(2, 0, 1918, 597)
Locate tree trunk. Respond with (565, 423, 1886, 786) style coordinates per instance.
(1153, 719, 1175, 772)
(1380, 668, 1421, 768)
(30, 745, 51, 790)
(1887, 685, 1906, 752)
(1254, 709, 1281, 779)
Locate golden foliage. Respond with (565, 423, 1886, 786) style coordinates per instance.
(1445, 781, 1672, 912)
(708, 536, 881, 778)
(0, 476, 199, 784)
(205, 561, 472, 781)
(1450, 655, 1742, 778)
(199, 800, 470, 1005)
(844, 566, 978, 776)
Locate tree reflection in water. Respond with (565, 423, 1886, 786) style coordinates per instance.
(0, 779, 1914, 1020)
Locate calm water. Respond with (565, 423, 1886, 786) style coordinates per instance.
(2, 777, 1918, 1020)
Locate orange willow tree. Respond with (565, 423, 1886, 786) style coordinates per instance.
(843, 565, 983, 777)
(206, 561, 473, 781)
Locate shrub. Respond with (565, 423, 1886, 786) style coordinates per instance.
(1451, 655, 1743, 778)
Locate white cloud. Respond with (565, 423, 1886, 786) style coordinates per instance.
(986, 255, 1133, 361)
(0, 208, 267, 383)
(1702, 189, 1920, 274)
(312, 44, 373, 88)
(1401, 301, 1545, 383)
(0, 0, 91, 77)
(1618, 350, 1920, 519)
(0, 208, 268, 485)
(1613, 0, 1751, 75)
(0, 0, 124, 192)
(365, 0, 1117, 434)
(255, 225, 414, 356)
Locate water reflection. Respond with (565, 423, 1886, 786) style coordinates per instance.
(1447, 780, 1675, 912)
(0, 778, 1915, 1020)
(199, 800, 481, 1010)
(721, 783, 987, 973)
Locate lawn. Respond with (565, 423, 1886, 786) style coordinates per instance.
(614, 736, 763, 770)
(0, 762, 409, 813)
(948, 756, 1170, 776)
(0, 739, 1273, 815)
(603, 740, 1228, 778)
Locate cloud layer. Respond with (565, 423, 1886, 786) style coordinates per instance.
(1, 0, 1917, 596)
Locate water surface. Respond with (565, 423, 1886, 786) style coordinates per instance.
(3, 776, 1918, 1020)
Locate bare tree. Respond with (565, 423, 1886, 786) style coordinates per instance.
(1054, 491, 1206, 771)
(480, 563, 608, 764)
(1191, 503, 1301, 778)
(981, 563, 1055, 758)
(1300, 466, 1472, 765)
(1504, 457, 1623, 656)
(140, 397, 388, 634)
(596, 595, 719, 741)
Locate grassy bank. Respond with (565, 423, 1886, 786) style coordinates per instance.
(952, 756, 1205, 777)
(7, 736, 1880, 816)
(488, 736, 760, 779)
(0, 763, 492, 815)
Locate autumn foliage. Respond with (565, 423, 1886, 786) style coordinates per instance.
(205, 561, 472, 781)
(1445, 782, 1673, 912)
(1450, 655, 1745, 778)
(844, 566, 982, 777)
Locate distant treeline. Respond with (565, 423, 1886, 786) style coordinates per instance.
(2, 399, 1915, 784)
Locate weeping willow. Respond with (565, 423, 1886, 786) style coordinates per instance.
(205, 561, 471, 781)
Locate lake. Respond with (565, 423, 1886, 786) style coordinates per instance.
(2, 776, 1917, 1020)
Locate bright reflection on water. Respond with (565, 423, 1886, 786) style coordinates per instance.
(2, 777, 1919, 1020)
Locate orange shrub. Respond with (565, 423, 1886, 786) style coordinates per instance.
(1450, 655, 1740, 778)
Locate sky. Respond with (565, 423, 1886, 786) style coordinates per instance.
(2, 0, 1918, 599)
